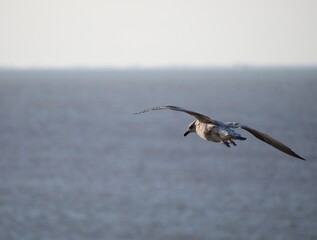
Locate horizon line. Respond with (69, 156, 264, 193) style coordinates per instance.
(1, 64, 317, 71)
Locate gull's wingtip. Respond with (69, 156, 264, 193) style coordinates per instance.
(278, 146, 306, 161)
(132, 108, 153, 115)
(132, 105, 169, 115)
(133, 110, 146, 115)
(297, 155, 306, 161)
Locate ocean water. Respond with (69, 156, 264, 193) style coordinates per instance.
(0, 68, 317, 240)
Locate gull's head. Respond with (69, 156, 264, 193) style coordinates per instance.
(184, 121, 197, 137)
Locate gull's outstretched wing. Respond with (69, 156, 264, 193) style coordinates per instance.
(225, 122, 305, 160)
(134, 105, 217, 124)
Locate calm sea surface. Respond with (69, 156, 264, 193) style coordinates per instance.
(0, 69, 317, 240)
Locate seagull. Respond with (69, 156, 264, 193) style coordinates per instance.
(134, 105, 305, 160)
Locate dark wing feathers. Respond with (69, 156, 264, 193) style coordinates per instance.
(241, 126, 305, 160)
(225, 122, 305, 160)
(134, 105, 215, 123)
(225, 121, 305, 160)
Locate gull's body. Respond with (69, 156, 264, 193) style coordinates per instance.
(187, 121, 246, 144)
(134, 105, 305, 160)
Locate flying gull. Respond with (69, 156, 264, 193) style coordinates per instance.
(134, 105, 305, 160)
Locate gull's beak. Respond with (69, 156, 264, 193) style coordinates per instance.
(184, 130, 190, 137)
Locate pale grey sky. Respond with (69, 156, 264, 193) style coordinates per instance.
(0, 0, 316, 68)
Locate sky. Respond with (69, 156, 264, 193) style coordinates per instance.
(0, 0, 316, 68)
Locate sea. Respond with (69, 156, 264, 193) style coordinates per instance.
(0, 68, 317, 240)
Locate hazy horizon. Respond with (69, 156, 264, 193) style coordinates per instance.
(1, 64, 317, 71)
